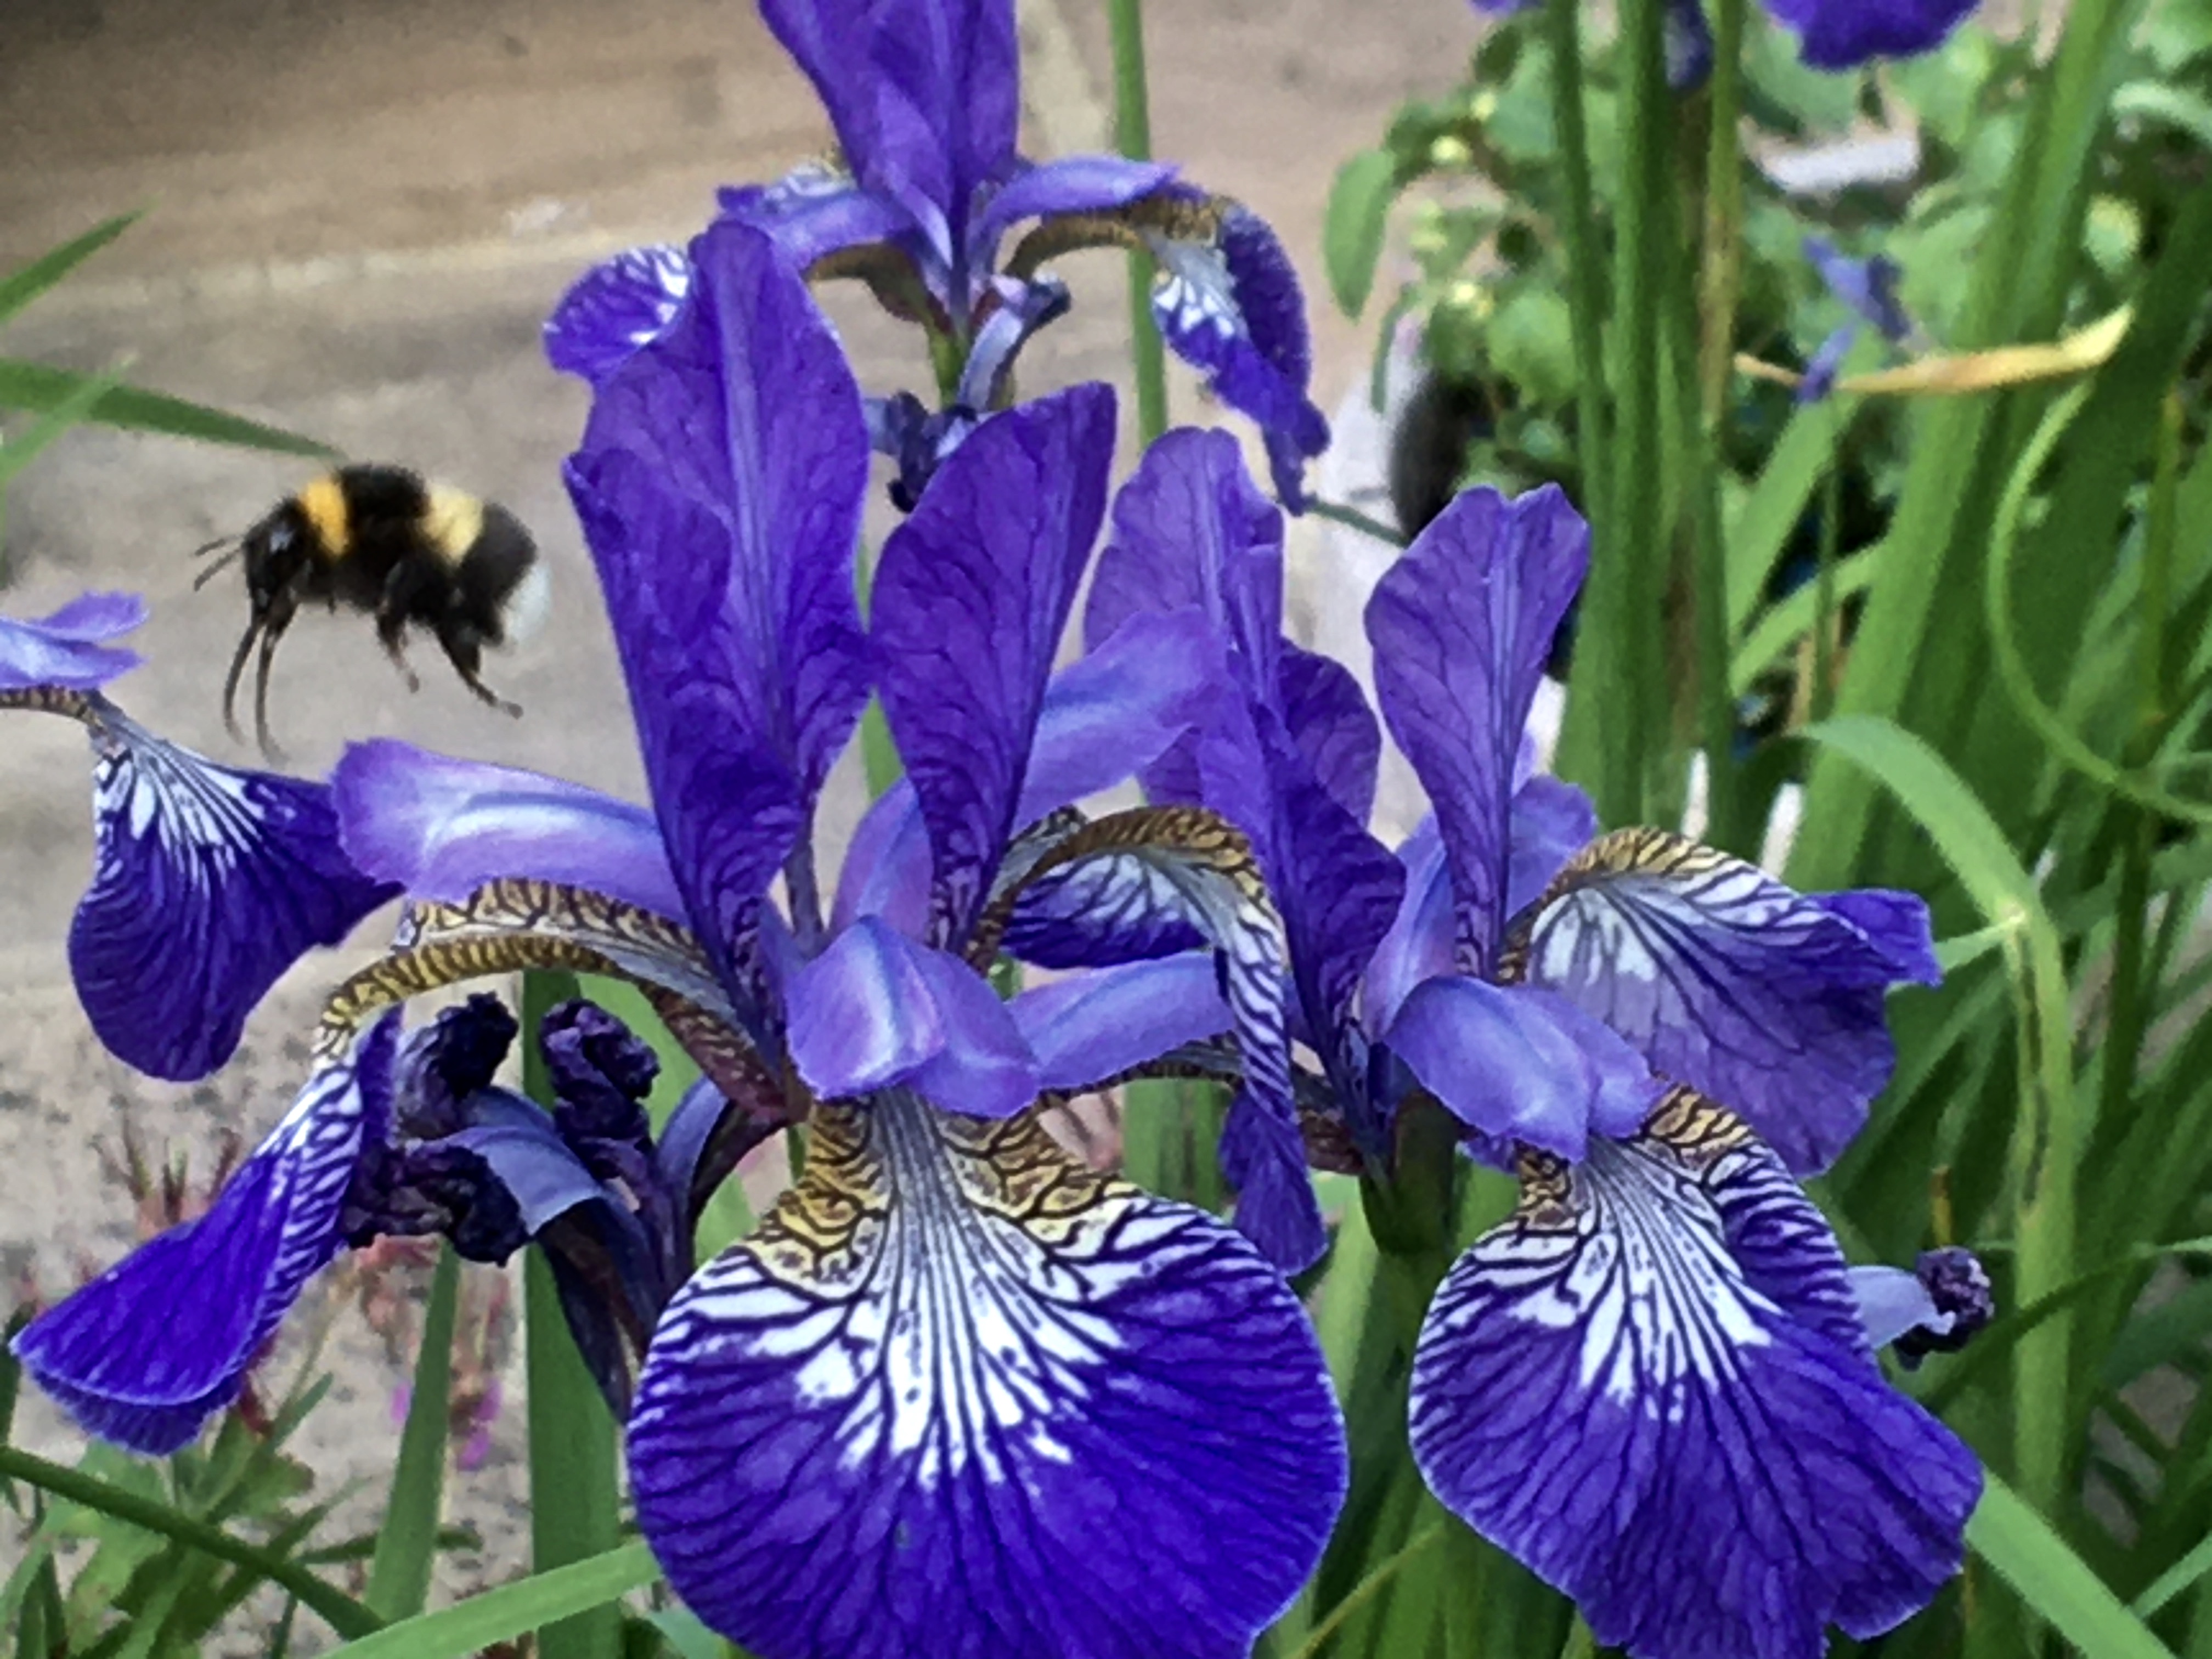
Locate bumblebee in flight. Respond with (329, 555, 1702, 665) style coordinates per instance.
(195, 464, 549, 754)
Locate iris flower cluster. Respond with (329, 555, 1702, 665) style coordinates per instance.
(6, 4, 1990, 1658)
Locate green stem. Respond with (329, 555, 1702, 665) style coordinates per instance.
(1810, 426, 1845, 726)
(1108, 0, 1169, 448)
(1696, 0, 1748, 424)
(1307, 498, 1409, 547)
(0, 1446, 380, 1639)
(522, 968, 624, 1659)
(1544, 0, 1611, 535)
(1286, 1523, 1449, 1659)
(365, 1243, 460, 1620)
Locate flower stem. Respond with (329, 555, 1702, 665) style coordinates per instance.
(1544, 0, 1612, 534)
(1108, 0, 1169, 447)
(1696, 0, 1748, 424)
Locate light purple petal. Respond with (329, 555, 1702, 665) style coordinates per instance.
(1410, 1099, 1979, 1659)
(1367, 484, 1588, 976)
(1366, 821, 1454, 1037)
(543, 245, 691, 387)
(972, 154, 1178, 264)
(12, 1025, 388, 1454)
(1849, 1266, 1945, 1351)
(1507, 775, 1597, 919)
(1763, 0, 1977, 69)
(629, 1098, 1347, 1658)
(0, 592, 145, 691)
(567, 221, 871, 993)
(70, 712, 397, 1081)
(1147, 204, 1329, 509)
(332, 739, 682, 918)
(831, 781, 934, 939)
(1277, 644, 1382, 826)
(873, 385, 1116, 947)
(1011, 955, 1231, 1092)
(716, 167, 920, 278)
(1804, 236, 1913, 343)
(1384, 977, 1662, 1160)
(785, 918, 1038, 1119)
(1520, 830, 1942, 1173)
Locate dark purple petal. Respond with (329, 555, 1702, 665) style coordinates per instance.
(0, 592, 145, 691)
(868, 0, 1020, 258)
(1367, 484, 1588, 976)
(1384, 977, 1661, 1159)
(756, 1, 896, 202)
(1763, 0, 1977, 69)
(1666, 0, 1716, 90)
(544, 245, 691, 387)
(1508, 775, 1597, 918)
(785, 918, 1038, 1119)
(1010, 955, 1229, 1092)
(972, 155, 1179, 263)
(873, 384, 1116, 946)
(1410, 1099, 1979, 1659)
(1520, 830, 1940, 1173)
(1148, 205, 1329, 509)
(1000, 848, 1207, 969)
(13, 1026, 390, 1454)
(391, 992, 519, 1140)
(652, 1076, 781, 1240)
(567, 220, 871, 993)
(332, 740, 682, 918)
(1277, 644, 1382, 826)
(716, 166, 919, 279)
(628, 1100, 1347, 1659)
(70, 712, 397, 1081)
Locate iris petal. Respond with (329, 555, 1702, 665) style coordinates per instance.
(1278, 644, 1383, 826)
(543, 244, 691, 387)
(1409, 1095, 1979, 1659)
(873, 384, 1116, 947)
(1514, 828, 1941, 1173)
(717, 168, 920, 283)
(1762, 0, 1977, 69)
(12, 1024, 390, 1454)
(567, 220, 872, 1009)
(1010, 954, 1230, 1093)
(70, 710, 396, 1080)
(1366, 484, 1588, 977)
(332, 739, 683, 918)
(628, 1098, 1347, 1659)
(972, 155, 1178, 265)
(0, 592, 145, 691)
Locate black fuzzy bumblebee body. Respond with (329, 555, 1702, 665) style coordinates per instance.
(199, 464, 548, 753)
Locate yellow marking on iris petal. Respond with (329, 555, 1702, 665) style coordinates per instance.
(1495, 826, 1718, 985)
(422, 486, 486, 566)
(297, 475, 352, 560)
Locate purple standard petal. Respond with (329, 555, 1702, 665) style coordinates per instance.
(567, 220, 871, 990)
(1384, 977, 1661, 1159)
(628, 1099, 1347, 1659)
(1763, 0, 1977, 69)
(1410, 1096, 1980, 1659)
(1367, 484, 1588, 976)
(70, 711, 397, 1081)
(785, 917, 1039, 1119)
(873, 384, 1117, 946)
(1516, 828, 1941, 1173)
(13, 1025, 390, 1454)
(1278, 644, 1383, 826)
(1368, 822, 1455, 1037)
(757, 0, 895, 201)
(1148, 202, 1330, 509)
(1011, 955, 1230, 1092)
(1506, 775, 1597, 919)
(544, 245, 691, 387)
(0, 592, 146, 691)
(333, 740, 682, 918)
(868, 0, 1020, 261)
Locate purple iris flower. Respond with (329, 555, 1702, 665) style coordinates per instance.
(1471, 0, 1976, 71)
(12, 222, 1345, 1659)
(543, 0, 1330, 509)
(1051, 459, 1980, 1657)
(0, 594, 397, 1080)
(1798, 234, 1917, 402)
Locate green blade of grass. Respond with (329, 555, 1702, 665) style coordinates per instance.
(320, 1541, 659, 1659)
(0, 365, 123, 491)
(0, 358, 334, 456)
(364, 1242, 460, 1621)
(0, 1447, 379, 1639)
(1970, 1472, 2177, 1659)
(0, 213, 143, 326)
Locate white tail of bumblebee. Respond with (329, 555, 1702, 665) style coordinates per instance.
(501, 557, 552, 648)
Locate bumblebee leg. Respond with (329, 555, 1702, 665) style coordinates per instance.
(219, 617, 261, 745)
(376, 561, 427, 692)
(436, 617, 522, 718)
(252, 597, 297, 760)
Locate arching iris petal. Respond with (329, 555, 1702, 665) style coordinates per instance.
(12, 1025, 389, 1454)
(1515, 828, 1941, 1173)
(1367, 484, 1588, 977)
(873, 385, 1116, 947)
(628, 1100, 1347, 1659)
(1409, 1096, 1978, 1659)
(0, 592, 145, 690)
(70, 711, 397, 1080)
(544, 245, 691, 387)
(567, 220, 872, 1008)
(1763, 0, 1977, 69)
(332, 739, 683, 919)
(972, 155, 1178, 267)
(1384, 976, 1661, 1159)
(1011, 954, 1230, 1092)
(718, 166, 921, 283)
(785, 917, 1039, 1120)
